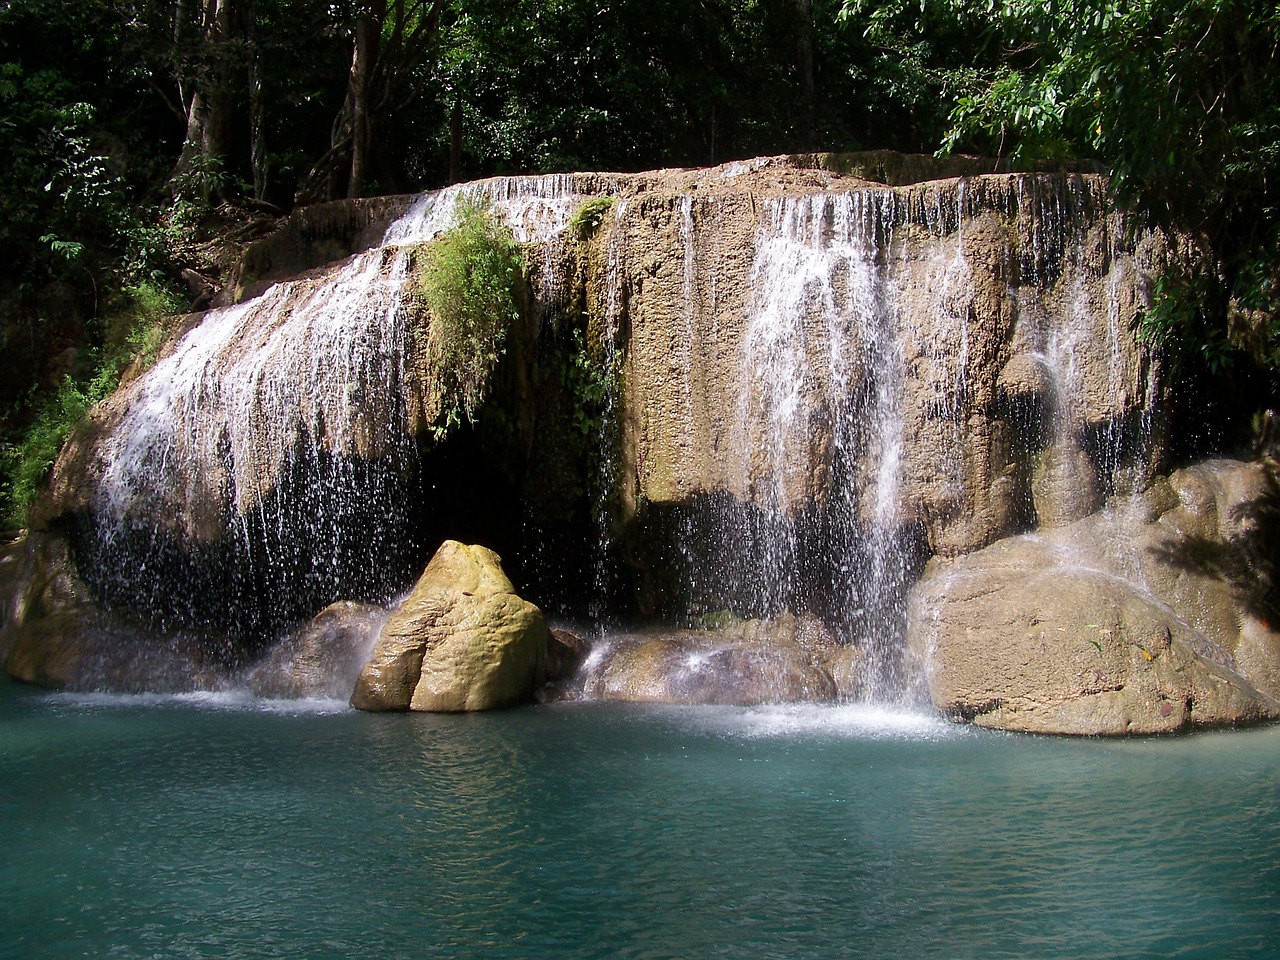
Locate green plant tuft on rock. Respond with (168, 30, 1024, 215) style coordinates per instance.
(567, 196, 615, 240)
(412, 199, 522, 437)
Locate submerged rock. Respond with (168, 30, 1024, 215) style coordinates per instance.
(576, 614, 843, 706)
(911, 459, 1280, 734)
(244, 601, 390, 700)
(351, 540, 549, 712)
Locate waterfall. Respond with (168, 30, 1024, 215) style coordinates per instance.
(74, 173, 616, 642)
(672, 187, 922, 698)
(29, 160, 1162, 704)
(1007, 176, 1158, 529)
(630, 173, 1159, 703)
(383, 173, 612, 246)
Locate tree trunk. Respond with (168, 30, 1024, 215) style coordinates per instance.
(297, 0, 444, 204)
(449, 94, 462, 183)
(247, 0, 267, 201)
(347, 12, 378, 199)
(794, 0, 817, 151)
(172, 0, 242, 202)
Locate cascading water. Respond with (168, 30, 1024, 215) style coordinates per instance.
(726, 189, 917, 695)
(610, 172, 1161, 704)
(80, 247, 421, 640)
(73, 173, 612, 646)
(26, 158, 1164, 706)
(1008, 176, 1159, 529)
(672, 185, 957, 696)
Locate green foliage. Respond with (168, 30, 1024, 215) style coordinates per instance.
(3, 377, 94, 528)
(1137, 266, 1234, 377)
(568, 196, 615, 240)
(434, 0, 874, 178)
(413, 199, 522, 436)
(538, 322, 621, 508)
(559, 326, 617, 441)
(168, 151, 235, 207)
(0, 281, 178, 527)
(838, 0, 999, 151)
(114, 281, 179, 366)
(844, 0, 1280, 377)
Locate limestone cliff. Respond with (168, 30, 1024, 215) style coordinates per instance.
(5, 152, 1273, 733)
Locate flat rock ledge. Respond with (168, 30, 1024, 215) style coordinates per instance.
(351, 540, 549, 712)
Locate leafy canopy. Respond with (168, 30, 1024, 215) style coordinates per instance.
(842, 0, 1280, 375)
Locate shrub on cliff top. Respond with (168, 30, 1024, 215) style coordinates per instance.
(413, 199, 522, 435)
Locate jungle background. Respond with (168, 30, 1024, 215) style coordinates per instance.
(2, 0, 1277, 525)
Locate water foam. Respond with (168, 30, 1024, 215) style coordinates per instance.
(49, 689, 354, 716)
(659, 701, 959, 742)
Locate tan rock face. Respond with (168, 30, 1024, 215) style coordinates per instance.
(910, 459, 1280, 733)
(0, 533, 226, 692)
(350, 540, 548, 712)
(41, 245, 418, 543)
(587, 172, 1161, 563)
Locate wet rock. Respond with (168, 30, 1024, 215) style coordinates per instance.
(536, 628, 593, 702)
(581, 618, 839, 706)
(592, 637, 836, 705)
(1032, 435, 1103, 528)
(0, 532, 225, 692)
(227, 195, 413, 304)
(910, 459, 1280, 734)
(13, 156, 1168, 700)
(996, 352, 1052, 403)
(27, 158, 1164, 643)
(244, 601, 390, 699)
(572, 162, 1161, 563)
(351, 541, 549, 712)
(823, 645, 868, 701)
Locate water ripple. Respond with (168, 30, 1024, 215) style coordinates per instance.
(3, 682, 1278, 959)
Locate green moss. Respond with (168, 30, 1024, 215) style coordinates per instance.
(696, 609, 748, 631)
(409, 199, 522, 440)
(567, 196, 615, 240)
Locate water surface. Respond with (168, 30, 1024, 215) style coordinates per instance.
(2, 678, 1278, 959)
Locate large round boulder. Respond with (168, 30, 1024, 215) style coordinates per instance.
(350, 540, 549, 712)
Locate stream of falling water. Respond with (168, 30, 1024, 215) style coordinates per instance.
(656, 174, 1158, 703)
(80, 174, 605, 638)
(67, 166, 1158, 704)
(724, 187, 928, 698)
